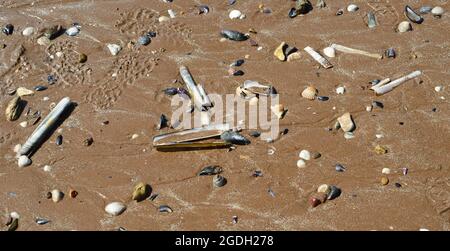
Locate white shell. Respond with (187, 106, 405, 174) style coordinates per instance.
(229, 10, 242, 19)
(107, 44, 122, 56)
(51, 189, 64, 203)
(22, 27, 34, 36)
(398, 21, 412, 33)
(131, 134, 139, 140)
(297, 159, 306, 168)
(13, 144, 22, 153)
(431, 6, 444, 16)
(375, 134, 383, 139)
(336, 86, 346, 94)
(18, 155, 31, 167)
(10, 212, 20, 219)
(344, 132, 355, 139)
(158, 16, 170, 23)
(168, 9, 176, 18)
(434, 86, 443, 92)
(20, 121, 28, 128)
(55, 51, 63, 57)
(317, 184, 330, 194)
(347, 4, 359, 12)
(323, 47, 336, 58)
(37, 36, 50, 46)
(65, 26, 80, 36)
(299, 150, 311, 160)
(105, 202, 127, 216)
(382, 168, 391, 174)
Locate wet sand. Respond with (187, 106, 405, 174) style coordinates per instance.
(0, 0, 449, 230)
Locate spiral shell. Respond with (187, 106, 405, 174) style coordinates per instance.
(301, 86, 318, 100)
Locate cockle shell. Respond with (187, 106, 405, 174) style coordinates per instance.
(229, 10, 242, 19)
(337, 112, 355, 132)
(398, 21, 412, 33)
(297, 159, 306, 168)
(51, 189, 64, 203)
(317, 184, 330, 194)
(105, 202, 126, 216)
(5, 96, 23, 121)
(270, 104, 287, 119)
(323, 47, 336, 58)
(131, 182, 151, 202)
(299, 150, 311, 160)
(301, 86, 318, 100)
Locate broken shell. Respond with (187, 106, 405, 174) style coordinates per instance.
(65, 26, 80, 36)
(344, 132, 355, 139)
(198, 165, 222, 176)
(13, 144, 22, 153)
(335, 163, 346, 172)
(220, 29, 248, 41)
(431, 6, 444, 17)
(274, 42, 287, 61)
(158, 205, 173, 213)
(131, 182, 151, 202)
(317, 184, 330, 194)
(18, 155, 32, 167)
(382, 168, 391, 174)
(299, 150, 311, 160)
(158, 16, 170, 22)
(83, 137, 94, 146)
(297, 159, 306, 168)
(323, 47, 336, 58)
(435, 86, 443, 92)
(366, 105, 373, 112)
(35, 218, 50, 225)
(347, 4, 359, 12)
(229, 10, 242, 19)
(7, 218, 18, 231)
(374, 145, 388, 155)
(287, 52, 301, 61)
(22, 27, 34, 36)
(138, 35, 151, 45)
(105, 202, 126, 216)
(398, 21, 412, 33)
(5, 96, 23, 121)
(16, 87, 34, 97)
(385, 48, 396, 58)
(301, 86, 318, 100)
(311, 151, 321, 159)
(42, 25, 63, 39)
(51, 189, 64, 203)
(270, 104, 287, 119)
(337, 112, 355, 132)
(327, 186, 341, 200)
(107, 43, 122, 56)
(381, 177, 389, 186)
(213, 175, 227, 187)
(19, 121, 28, 128)
(336, 86, 345, 94)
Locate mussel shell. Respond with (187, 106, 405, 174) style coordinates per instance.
(34, 85, 48, 91)
(327, 186, 341, 200)
(3, 24, 14, 35)
(158, 205, 173, 213)
(198, 5, 210, 15)
(295, 0, 313, 15)
(317, 96, 329, 101)
(213, 175, 227, 187)
(405, 6, 424, 24)
(232, 59, 245, 67)
(43, 25, 63, 40)
(56, 135, 63, 145)
(47, 75, 57, 85)
(372, 101, 384, 109)
(232, 70, 244, 76)
(35, 218, 51, 225)
(198, 165, 222, 176)
(370, 79, 381, 85)
(138, 35, 151, 45)
(367, 11, 377, 28)
(156, 114, 169, 130)
(220, 131, 250, 145)
(249, 131, 261, 138)
(220, 29, 248, 41)
(288, 8, 298, 18)
(163, 87, 178, 96)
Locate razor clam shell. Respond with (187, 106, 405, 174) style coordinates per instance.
(179, 66, 212, 111)
(405, 6, 424, 24)
(374, 71, 422, 95)
(367, 11, 377, 28)
(304, 46, 333, 69)
(153, 123, 231, 145)
(19, 97, 72, 156)
(331, 44, 383, 59)
(5, 96, 23, 121)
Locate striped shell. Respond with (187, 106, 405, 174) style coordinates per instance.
(301, 86, 318, 100)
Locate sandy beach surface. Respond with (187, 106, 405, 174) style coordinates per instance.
(0, 0, 449, 230)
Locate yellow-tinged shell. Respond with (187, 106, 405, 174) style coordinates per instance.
(16, 87, 34, 97)
(301, 86, 318, 100)
(5, 96, 22, 121)
(271, 104, 287, 119)
(274, 42, 287, 61)
(131, 182, 151, 202)
(337, 112, 355, 132)
(374, 145, 388, 155)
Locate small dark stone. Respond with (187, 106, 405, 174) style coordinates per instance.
(372, 101, 384, 109)
(138, 35, 151, 46)
(336, 9, 344, 16)
(56, 135, 63, 146)
(399, 122, 404, 125)
(146, 31, 157, 38)
(252, 170, 263, 177)
(432, 108, 437, 112)
(47, 75, 57, 85)
(288, 8, 298, 18)
(83, 137, 94, 146)
(249, 131, 261, 138)
(163, 87, 178, 96)
(280, 128, 289, 135)
(79, 53, 88, 63)
(34, 85, 48, 91)
(317, 96, 329, 101)
(102, 120, 109, 125)
(385, 48, 396, 58)
(232, 70, 244, 76)
(233, 59, 245, 67)
(395, 183, 402, 188)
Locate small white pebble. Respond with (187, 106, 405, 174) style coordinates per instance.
(257, 46, 263, 51)
(13, 144, 21, 153)
(332, 106, 336, 110)
(49, 55, 55, 59)
(57, 128, 63, 134)
(440, 96, 445, 100)
(434, 86, 443, 92)
(131, 134, 139, 140)
(419, 228, 430, 231)
(366, 105, 373, 112)
(375, 134, 383, 139)
(168, 9, 176, 18)
(112, 73, 118, 78)
(19, 121, 28, 128)
(55, 51, 63, 57)
(43, 97, 50, 101)
(382, 168, 391, 174)
(10, 212, 20, 219)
